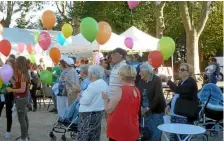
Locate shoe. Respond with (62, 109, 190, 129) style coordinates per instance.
(33, 108, 37, 112)
(49, 109, 56, 112)
(4, 132, 11, 138)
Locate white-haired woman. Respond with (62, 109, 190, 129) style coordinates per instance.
(138, 62, 166, 141)
(77, 64, 109, 141)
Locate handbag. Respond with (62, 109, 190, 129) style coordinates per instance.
(174, 98, 199, 119)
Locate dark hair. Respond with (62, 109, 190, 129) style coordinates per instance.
(137, 57, 144, 63)
(85, 60, 89, 64)
(112, 48, 127, 59)
(9, 54, 16, 60)
(59, 60, 67, 68)
(210, 57, 217, 63)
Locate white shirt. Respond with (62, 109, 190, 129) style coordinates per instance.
(205, 65, 216, 75)
(108, 60, 126, 99)
(79, 79, 109, 112)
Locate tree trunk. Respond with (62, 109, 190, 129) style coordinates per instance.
(155, 2, 166, 38)
(186, 29, 200, 74)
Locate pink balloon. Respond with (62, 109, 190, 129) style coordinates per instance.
(38, 31, 51, 51)
(0, 64, 13, 84)
(124, 37, 134, 49)
(95, 52, 103, 64)
(35, 44, 43, 55)
(128, 1, 140, 10)
(17, 43, 26, 54)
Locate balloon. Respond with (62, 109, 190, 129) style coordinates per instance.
(0, 24, 3, 34)
(17, 43, 26, 54)
(34, 32, 40, 43)
(0, 35, 2, 41)
(40, 70, 52, 84)
(38, 31, 51, 50)
(128, 1, 140, 10)
(124, 37, 134, 49)
(80, 17, 99, 42)
(95, 52, 103, 64)
(29, 53, 36, 64)
(0, 77, 3, 88)
(148, 51, 163, 68)
(57, 33, 66, 45)
(26, 44, 34, 54)
(34, 44, 43, 55)
(62, 24, 73, 39)
(0, 12, 4, 22)
(0, 40, 11, 57)
(0, 64, 13, 84)
(158, 36, 176, 60)
(41, 10, 56, 29)
(49, 47, 61, 63)
(96, 21, 112, 45)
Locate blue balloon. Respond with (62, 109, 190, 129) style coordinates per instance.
(57, 33, 66, 45)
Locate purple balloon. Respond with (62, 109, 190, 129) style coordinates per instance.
(124, 37, 134, 49)
(0, 64, 13, 84)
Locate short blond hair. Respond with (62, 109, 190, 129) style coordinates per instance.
(119, 65, 137, 82)
(180, 63, 194, 76)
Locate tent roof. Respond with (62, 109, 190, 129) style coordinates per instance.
(120, 26, 159, 51)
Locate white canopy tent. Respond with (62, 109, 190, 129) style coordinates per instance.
(120, 26, 159, 52)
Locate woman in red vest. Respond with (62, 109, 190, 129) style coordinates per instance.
(102, 65, 140, 141)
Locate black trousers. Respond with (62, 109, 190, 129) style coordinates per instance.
(30, 87, 37, 109)
(0, 93, 14, 132)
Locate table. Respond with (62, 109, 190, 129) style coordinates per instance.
(158, 123, 206, 141)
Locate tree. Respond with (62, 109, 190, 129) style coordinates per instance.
(179, 1, 212, 73)
(154, 1, 166, 38)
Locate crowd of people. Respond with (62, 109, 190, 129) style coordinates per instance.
(0, 48, 222, 141)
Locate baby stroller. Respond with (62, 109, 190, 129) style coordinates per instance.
(197, 83, 223, 137)
(49, 99, 79, 141)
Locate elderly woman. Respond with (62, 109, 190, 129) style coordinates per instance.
(164, 63, 198, 141)
(137, 62, 166, 141)
(77, 64, 109, 141)
(102, 65, 140, 141)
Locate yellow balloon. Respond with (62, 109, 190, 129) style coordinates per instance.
(62, 23, 73, 38)
(0, 78, 3, 88)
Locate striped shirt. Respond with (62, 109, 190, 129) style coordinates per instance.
(108, 60, 126, 99)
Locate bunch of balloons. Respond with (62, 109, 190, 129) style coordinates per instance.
(148, 36, 176, 68)
(80, 17, 112, 45)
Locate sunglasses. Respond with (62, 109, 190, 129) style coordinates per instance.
(179, 68, 188, 72)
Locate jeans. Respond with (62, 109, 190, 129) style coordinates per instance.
(30, 88, 37, 109)
(15, 97, 29, 139)
(209, 75, 217, 84)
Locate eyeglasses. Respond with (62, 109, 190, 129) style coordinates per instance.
(179, 68, 188, 72)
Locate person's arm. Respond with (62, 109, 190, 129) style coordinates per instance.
(103, 87, 122, 114)
(79, 84, 95, 105)
(150, 77, 163, 111)
(6, 75, 27, 93)
(167, 79, 194, 96)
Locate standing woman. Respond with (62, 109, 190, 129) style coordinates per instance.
(6, 56, 30, 141)
(0, 59, 15, 139)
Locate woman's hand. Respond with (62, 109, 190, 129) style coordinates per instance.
(102, 91, 109, 100)
(6, 87, 13, 92)
(165, 105, 170, 115)
(141, 107, 149, 116)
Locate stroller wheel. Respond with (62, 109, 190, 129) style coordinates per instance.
(49, 132, 54, 138)
(50, 135, 57, 141)
(70, 131, 78, 139)
(202, 134, 208, 141)
(61, 135, 66, 141)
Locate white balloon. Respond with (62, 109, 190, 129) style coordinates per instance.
(0, 12, 4, 21)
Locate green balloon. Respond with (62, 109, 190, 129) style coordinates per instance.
(40, 70, 52, 84)
(29, 53, 36, 64)
(80, 17, 99, 42)
(158, 37, 176, 60)
(34, 32, 40, 43)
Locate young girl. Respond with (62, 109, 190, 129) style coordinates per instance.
(6, 56, 30, 141)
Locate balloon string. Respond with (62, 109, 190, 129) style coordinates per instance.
(131, 9, 133, 25)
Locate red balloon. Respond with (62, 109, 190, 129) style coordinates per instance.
(148, 51, 163, 68)
(0, 40, 11, 57)
(27, 44, 34, 54)
(38, 31, 51, 50)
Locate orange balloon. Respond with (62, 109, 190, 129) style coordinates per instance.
(26, 44, 34, 54)
(49, 47, 61, 63)
(0, 24, 3, 34)
(96, 21, 112, 45)
(41, 10, 56, 29)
